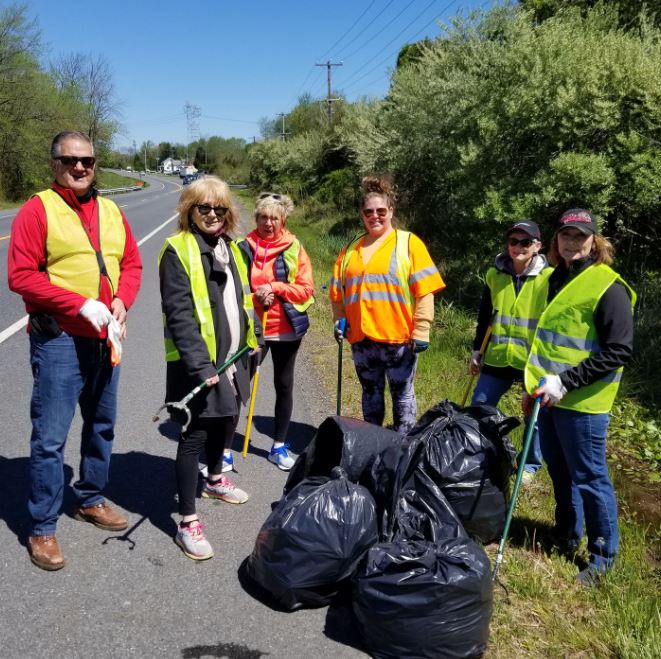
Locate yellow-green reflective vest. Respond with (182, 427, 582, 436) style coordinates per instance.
(524, 264, 636, 414)
(484, 267, 553, 370)
(158, 232, 257, 363)
(37, 189, 125, 299)
(280, 239, 315, 313)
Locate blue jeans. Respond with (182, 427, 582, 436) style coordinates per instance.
(471, 372, 542, 473)
(538, 407, 617, 571)
(28, 331, 120, 535)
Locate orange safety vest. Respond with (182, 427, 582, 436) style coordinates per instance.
(331, 229, 444, 344)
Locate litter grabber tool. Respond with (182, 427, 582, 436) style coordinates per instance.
(460, 312, 497, 407)
(492, 377, 545, 583)
(242, 307, 269, 458)
(335, 318, 346, 416)
(152, 345, 251, 432)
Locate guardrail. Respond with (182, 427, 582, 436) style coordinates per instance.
(98, 185, 144, 195)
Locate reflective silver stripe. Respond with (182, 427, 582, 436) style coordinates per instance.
(345, 275, 363, 288)
(409, 265, 438, 284)
(491, 334, 530, 349)
(601, 370, 622, 384)
(242, 283, 252, 296)
(362, 290, 407, 304)
(529, 353, 572, 374)
(494, 313, 538, 329)
(536, 328, 600, 352)
(346, 293, 360, 305)
(388, 243, 399, 275)
(364, 273, 402, 286)
(331, 276, 341, 289)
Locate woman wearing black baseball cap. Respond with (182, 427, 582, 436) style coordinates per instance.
(469, 219, 552, 484)
(524, 208, 636, 586)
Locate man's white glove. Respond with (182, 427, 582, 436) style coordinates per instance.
(79, 299, 112, 332)
(469, 350, 482, 375)
(537, 373, 567, 406)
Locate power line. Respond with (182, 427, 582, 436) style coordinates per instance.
(316, 0, 380, 61)
(315, 61, 344, 123)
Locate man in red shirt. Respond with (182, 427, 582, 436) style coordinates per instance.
(8, 130, 142, 571)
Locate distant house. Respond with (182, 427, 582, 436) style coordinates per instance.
(161, 157, 183, 174)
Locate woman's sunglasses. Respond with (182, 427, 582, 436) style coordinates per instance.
(362, 207, 389, 218)
(508, 237, 534, 247)
(195, 204, 228, 216)
(258, 192, 282, 200)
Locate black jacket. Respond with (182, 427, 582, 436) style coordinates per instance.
(159, 231, 252, 419)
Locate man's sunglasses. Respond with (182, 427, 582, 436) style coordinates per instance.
(362, 207, 389, 218)
(508, 237, 534, 247)
(195, 204, 228, 216)
(258, 192, 282, 200)
(54, 156, 96, 168)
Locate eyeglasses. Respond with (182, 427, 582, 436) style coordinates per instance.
(195, 204, 228, 216)
(508, 237, 534, 247)
(258, 192, 282, 200)
(362, 207, 389, 218)
(54, 156, 96, 168)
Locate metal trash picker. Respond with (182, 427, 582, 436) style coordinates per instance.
(152, 345, 251, 432)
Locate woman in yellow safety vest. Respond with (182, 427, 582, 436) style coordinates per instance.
(470, 220, 552, 485)
(158, 177, 258, 561)
(524, 209, 635, 586)
(329, 176, 445, 434)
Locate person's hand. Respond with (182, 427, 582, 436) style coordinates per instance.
(254, 284, 273, 305)
(334, 319, 346, 344)
(79, 299, 112, 332)
(111, 297, 127, 339)
(412, 339, 429, 353)
(533, 374, 567, 408)
(469, 350, 482, 375)
(205, 374, 220, 387)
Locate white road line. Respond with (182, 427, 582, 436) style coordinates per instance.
(0, 212, 178, 345)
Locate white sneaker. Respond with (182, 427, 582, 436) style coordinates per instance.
(175, 520, 214, 560)
(201, 476, 249, 504)
(268, 443, 295, 471)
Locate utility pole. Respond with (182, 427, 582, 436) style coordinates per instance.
(184, 102, 201, 163)
(276, 113, 289, 141)
(315, 60, 342, 124)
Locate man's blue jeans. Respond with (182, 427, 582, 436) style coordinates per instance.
(471, 372, 542, 473)
(28, 331, 120, 535)
(538, 407, 617, 571)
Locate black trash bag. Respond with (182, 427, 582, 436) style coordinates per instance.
(352, 537, 493, 659)
(408, 400, 518, 544)
(246, 468, 379, 611)
(285, 415, 406, 492)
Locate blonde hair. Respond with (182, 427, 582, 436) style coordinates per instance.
(176, 177, 238, 234)
(360, 175, 397, 210)
(254, 192, 294, 223)
(548, 232, 614, 266)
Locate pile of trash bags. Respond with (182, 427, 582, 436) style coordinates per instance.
(246, 402, 518, 658)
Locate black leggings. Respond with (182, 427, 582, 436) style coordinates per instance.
(263, 339, 302, 442)
(176, 415, 237, 516)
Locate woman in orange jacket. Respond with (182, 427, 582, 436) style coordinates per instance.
(236, 192, 314, 470)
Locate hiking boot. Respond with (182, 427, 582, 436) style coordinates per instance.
(74, 502, 128, 531)
(28, 535, 65, 571)
(222, 452, 234, 473)
(577, 566, 606, 588)
(547, 527, 580, 555)
(201, 476, 249, 504)
(175, 520, 214, 561)
(268, 444, 295, 471)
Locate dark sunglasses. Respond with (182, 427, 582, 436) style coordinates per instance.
(195, 204, 228, 216)
(508, 237, 534, 247)
(362, 207, 389, 218)
(54, 155, 96, 168)
(258, 192, 282, 200)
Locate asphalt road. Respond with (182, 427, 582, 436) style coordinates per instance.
(0, 174, 366, 658)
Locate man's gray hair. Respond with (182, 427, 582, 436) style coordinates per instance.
(50, 131, 93, 159)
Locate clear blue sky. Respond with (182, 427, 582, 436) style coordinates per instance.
(25, 0, 493, 150)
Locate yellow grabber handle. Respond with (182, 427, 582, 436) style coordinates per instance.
(242, 307, 269, 458)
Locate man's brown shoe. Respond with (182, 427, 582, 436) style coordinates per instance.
(74, 502, 128, 531)
(28, 535, 65, 571)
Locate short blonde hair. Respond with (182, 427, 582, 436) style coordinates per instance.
(176, 177, 238, 234)
(548, 232, 614, 266)
(254, 191, 294, 223)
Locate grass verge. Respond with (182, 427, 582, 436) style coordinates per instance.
(236, 190, 661, 657)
